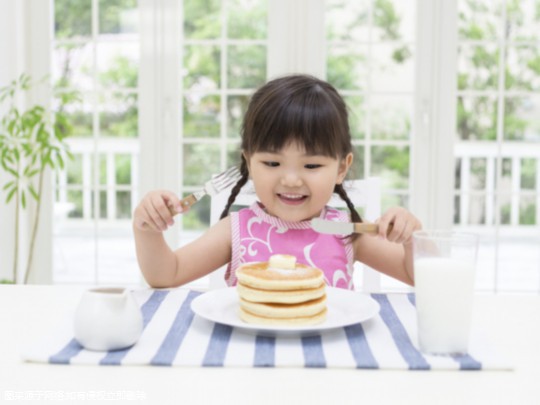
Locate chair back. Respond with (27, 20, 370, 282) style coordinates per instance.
(209, 178, 382, 292)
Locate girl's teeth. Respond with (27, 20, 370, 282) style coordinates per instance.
(281, 194, 303, 199)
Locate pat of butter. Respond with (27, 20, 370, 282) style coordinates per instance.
(268, 254, 296, 270)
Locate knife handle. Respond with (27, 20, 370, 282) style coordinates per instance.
(352, 223, 394, 235)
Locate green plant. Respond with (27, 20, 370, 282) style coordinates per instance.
(0, 73, 75, 283)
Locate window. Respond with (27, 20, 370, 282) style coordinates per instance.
(43, 0, 539, 293)
(455, 0, 540, 292)
(179, 0, 268, 233)
(325, 0, 416, 291)
(52, 0, 141, 284)
(326, 0, 416, 209)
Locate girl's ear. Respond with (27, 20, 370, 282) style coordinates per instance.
(337, 153, 353, 184)
(241, 151, 251, 176)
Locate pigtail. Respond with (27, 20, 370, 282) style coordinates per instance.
(334, 183, 363, 241)
(334, 183, 363, 223)
(219, 156, 250, 219)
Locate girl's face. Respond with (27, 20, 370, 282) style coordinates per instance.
(245, 142, 353, 222)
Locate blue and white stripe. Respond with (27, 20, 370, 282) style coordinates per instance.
(22, 289, 510, 370)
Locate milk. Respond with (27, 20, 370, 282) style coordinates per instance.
(414, 257, 476, 354)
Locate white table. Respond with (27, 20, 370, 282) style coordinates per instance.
(1, 285, 538, 405)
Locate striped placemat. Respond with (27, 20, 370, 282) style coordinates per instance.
(21, 288, 511, 370)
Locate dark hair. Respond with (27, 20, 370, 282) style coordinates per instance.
(220, 74, 362, 225)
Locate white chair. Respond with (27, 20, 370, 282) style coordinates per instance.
(209, 178, 382, 292)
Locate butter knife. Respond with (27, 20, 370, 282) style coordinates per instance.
(311, 218, 391, 235)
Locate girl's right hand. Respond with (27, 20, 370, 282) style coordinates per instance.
(133, 190, 184, 232)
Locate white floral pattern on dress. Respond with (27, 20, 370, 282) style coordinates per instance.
(227, 202, 356, 290)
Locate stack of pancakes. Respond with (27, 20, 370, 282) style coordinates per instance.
(236, 254, 327, 325)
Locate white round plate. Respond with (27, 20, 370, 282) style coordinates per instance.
(191, 287, 380, 337)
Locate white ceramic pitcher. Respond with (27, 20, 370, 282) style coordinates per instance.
(74, 287, 143, 351)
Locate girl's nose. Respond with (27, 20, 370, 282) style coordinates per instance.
(280, 172, 303, 187)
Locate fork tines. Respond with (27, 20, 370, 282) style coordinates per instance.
(211, 166, 242, 191)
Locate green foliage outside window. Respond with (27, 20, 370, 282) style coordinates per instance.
(326, 0, 412, 199)
(457, 0, 540, 226)
(458, 0, 540, 142)
(54, 0, 540, 227)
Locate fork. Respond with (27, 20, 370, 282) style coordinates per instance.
(141, 166, 241, 230)
(169, 166, 242, 215)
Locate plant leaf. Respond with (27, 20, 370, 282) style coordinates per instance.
(57, 154, 65, 169)
(2, 180, 15, 191)
(6, 187, 16, 204)
(28, 169, 40, 178)
(5, 167, 18, 177)
(29, 184, 39, 201)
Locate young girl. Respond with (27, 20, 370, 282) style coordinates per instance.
(133, 74, 421, 289)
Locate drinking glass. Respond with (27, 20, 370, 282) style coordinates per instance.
(413, 230, 479, 354)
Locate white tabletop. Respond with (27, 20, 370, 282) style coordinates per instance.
(1, 285, 538, 405)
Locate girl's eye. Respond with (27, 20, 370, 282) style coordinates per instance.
(263, 161, 280, 167)
(305, 164, 322, 169)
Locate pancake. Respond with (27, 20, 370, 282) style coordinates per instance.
(239, 307, 327, 326)
(236, 282, 325, 304)
(239, 295, 327, 319)
(236, 262, 324, 290)
(235, 254, 327, 326)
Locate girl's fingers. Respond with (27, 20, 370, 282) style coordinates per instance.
(377, 211, 398, 240)
(161, 192, 184, 215)
(134, 191, 183, 232)
(147, 201, 170, 231)
(150, 196, 176, 230)
(375, 217, 388, 238)
(135, 201, 160, 231)
(376, 207, 422, 244)
(387, 218, 404, 243)
(400, 220, 418, 244)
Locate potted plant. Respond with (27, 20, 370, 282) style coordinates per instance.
(0, 73, 76, 283)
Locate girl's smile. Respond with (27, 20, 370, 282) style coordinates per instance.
(277, 193, 307, 205)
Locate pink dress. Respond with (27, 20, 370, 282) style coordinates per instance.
(226, 202, 355, 290)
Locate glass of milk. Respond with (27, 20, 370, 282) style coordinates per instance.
(412, 230, 479, 355)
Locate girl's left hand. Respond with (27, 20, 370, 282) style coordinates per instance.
(376, 207, 422, 245)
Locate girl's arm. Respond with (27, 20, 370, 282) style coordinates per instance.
(133, 190, 232, 288)
(353, 207, 421, 286)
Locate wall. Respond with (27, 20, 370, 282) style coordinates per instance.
(0, 0, 52, 283)
(0, 0, 23, 282)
